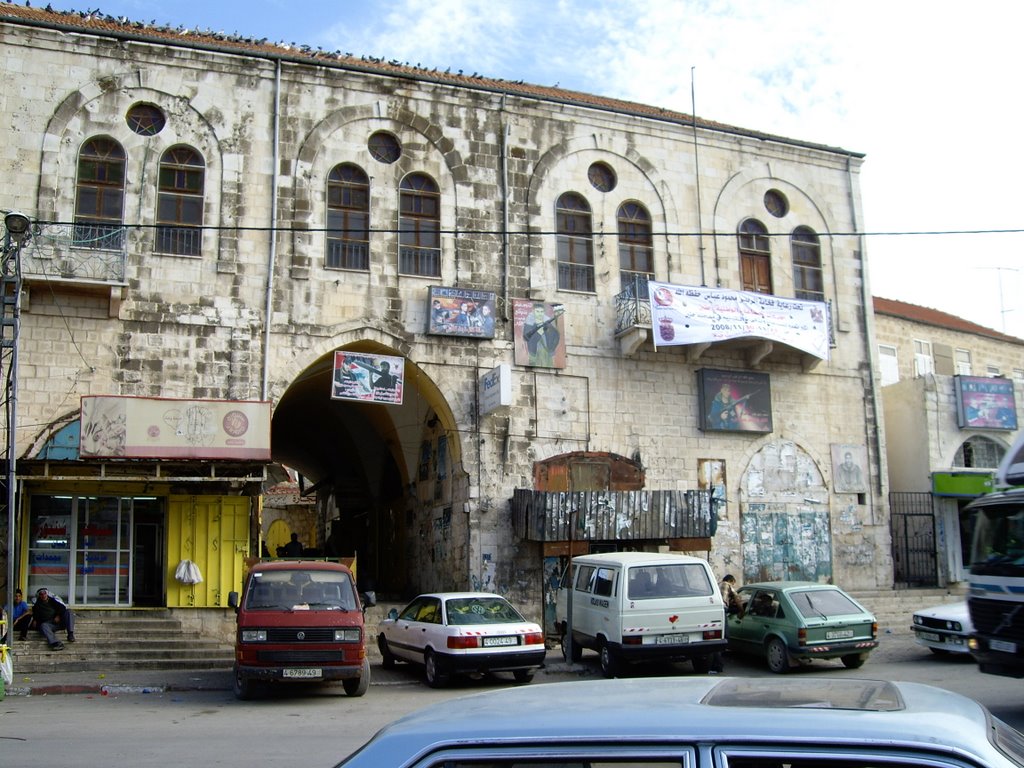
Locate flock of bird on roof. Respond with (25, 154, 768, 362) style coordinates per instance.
(11, 1, 532, 86)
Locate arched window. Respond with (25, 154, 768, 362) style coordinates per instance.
(326, 163, 370, 270)
(156, 146, 205, 256)
(618, 201, 653, 297)
(792, 226, 824, 302)
(954, 436, 1006, 469)
(738, 218, 771, 294)
(399, 173, 440, 277)
(556, 193, 594, 292)
(74, 137, 126, 250)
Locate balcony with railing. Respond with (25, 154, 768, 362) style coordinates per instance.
(614, 278, 834, 371)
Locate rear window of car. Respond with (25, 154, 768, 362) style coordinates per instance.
(445, 597, 526, 625)
(627, 564, 713, 599)
(789, 588, 865, 619)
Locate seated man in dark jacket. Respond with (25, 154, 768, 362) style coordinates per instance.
(31, 587, 76, 650)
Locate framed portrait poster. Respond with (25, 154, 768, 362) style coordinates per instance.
(831, 443, 868, 494)
(954, 375, 1018, 429)
(427, 286, 497, 338)
(697, 369, 772, 433)
(513, 299, 566, 369)
(331, 351, 404, 404)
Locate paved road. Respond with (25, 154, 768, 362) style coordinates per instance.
(2, 629, 1024, 768)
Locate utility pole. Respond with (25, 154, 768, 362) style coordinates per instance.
(1, 211, 31, 628)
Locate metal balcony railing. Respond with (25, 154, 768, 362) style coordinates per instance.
(20, 223, 127, 283)
(614, 274, 651, 334)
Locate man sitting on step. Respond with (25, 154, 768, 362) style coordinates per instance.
(31, 588, 76, 651)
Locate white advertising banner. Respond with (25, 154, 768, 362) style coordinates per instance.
(478, 363, 512, 416)
(80, 396, 271, 459)
(648, 282, 830, 360)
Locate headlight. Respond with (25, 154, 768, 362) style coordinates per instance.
(334, 628, 361, 642)
(913, 616, 923, 625)
(241, 630, 267, 642)
(950, 621, 962, 632)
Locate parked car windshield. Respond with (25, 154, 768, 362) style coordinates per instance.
(626, 563, 713, 599)
(445, 596, 525, 625)
(245, 569, 357, 610)
(789, 588, 863, 619)
(970, 507, 1024, 573)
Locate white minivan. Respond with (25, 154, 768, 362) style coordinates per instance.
(555, 551, 726, 677)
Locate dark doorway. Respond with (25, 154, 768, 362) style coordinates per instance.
(133, 503, 165, 606)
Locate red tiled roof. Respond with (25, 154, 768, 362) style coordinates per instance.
(0, 2, 861, 157)
(873, 296, 1024, 345)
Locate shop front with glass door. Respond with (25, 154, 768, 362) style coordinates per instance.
(25, 494, 165, 607)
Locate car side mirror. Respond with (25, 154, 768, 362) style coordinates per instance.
(388, 607, 399, 620)
(228, 591, 239, 610)
(361, 590, 377, 608)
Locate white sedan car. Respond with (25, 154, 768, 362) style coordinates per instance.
(911, 601, 974, 655)
(376, 591, 547, 687)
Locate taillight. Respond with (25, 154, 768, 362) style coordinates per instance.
(524, 632, 545, 646)
(798, 628, 807, 646)
(622, 635, 643, 645)
(871, 622, 878, 638)
(702, 629, 723, 641)
(447, 635, 481, 649)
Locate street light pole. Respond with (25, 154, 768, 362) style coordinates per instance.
(2, 211, 30, 631)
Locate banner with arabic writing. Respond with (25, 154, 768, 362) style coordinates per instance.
(648, 282, 830, 360)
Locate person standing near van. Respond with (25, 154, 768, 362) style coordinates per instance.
(721, 574, 743, 617)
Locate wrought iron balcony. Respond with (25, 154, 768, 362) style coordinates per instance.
(20, 222, 127, 284)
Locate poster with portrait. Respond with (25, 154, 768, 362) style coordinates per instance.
(426, 286, 497, 339)
(697, 459, 727, 515)
(954, 375, 1018, 429)
(331, 351, 404, 404)
(513, 299, 566, 368)
(831, 443, 868, 494)
(697, 369, 772, 433)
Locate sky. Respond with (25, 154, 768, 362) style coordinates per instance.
(32, 0, 1024, 338)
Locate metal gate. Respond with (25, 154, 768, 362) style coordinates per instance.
(889, 492, 938, 587)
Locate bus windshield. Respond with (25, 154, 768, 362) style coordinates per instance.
(970, 507, 1024, 575)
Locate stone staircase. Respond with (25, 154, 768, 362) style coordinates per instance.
(9, 609, 236, 675)
(848, 586, 968, 635)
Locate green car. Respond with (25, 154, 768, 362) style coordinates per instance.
(727, 581, 878, 673)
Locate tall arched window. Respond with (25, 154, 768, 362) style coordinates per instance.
(617, 201, 653, 297)
(74, 137, 126, 250)
(326, 163, 370, 270)
(792, 226, 824, 302)
(556, 192, 594, 292)
(156, 146, 205, 256)
(399, 173, 440, 277)
(954, 436, 1006, 469)
(738, 218, 771, 294)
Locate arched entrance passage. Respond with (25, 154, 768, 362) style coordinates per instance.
(271, 340, 462, 597)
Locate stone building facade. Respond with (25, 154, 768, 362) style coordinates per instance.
(874, 297, 1024, 586)
(0, 4, 891, 629)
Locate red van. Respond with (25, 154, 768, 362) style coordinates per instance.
(227, 559, 371, 699)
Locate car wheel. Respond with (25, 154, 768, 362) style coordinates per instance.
(599, 642, 620, 678)
(841, 653, 866, 669)
(424, 650, 450, 688)
(378, 634, 396, 669)
(512, 668, 535, 684)
(343, 658, 371, 696)
(561, 632, 582, 663)
(233, 667, 255, 700)
(766, 637, 790, 674)
(691, 654, 711, 674)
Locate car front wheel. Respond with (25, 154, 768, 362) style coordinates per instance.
(343, 657, 371, 696)
(378, 634, 396, 669)
(599, 643, 620, 678)
(512, 668, 535, 684)
(561, 633, 582, 663)
(424, 650, 450, 688)
(233, 667, 255, 700)
(766, 637, 790, 674)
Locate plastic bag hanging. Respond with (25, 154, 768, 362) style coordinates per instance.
(174, 559, 204, 584)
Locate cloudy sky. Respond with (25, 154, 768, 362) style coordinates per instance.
(39, 0, 1024, 337)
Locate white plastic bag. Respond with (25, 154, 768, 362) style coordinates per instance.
(174, 559, 204, 584)
(1, 650, 12, 686)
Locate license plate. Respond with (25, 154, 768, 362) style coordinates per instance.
(917, 631, 941, 642)
(283, 667, 322, 678)
(656, 634, 689, 645)
(826, 629, 854, 640)
(991, 639, 1017, 653)
(482, 636, 519, 647)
